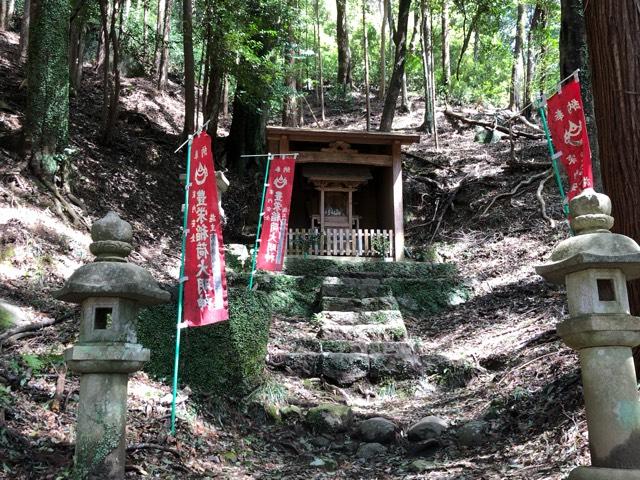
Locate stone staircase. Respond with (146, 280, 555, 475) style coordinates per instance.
(268, 273, 424, 386)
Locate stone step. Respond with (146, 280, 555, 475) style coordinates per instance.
(321, 296, 399, 312)
(290, 338, 417, 355)
(321, 283, 392, 298)
(320, 319, 407, 342)
(267, 351, 424, 386)
(323, 276, 382, 287)
(318, 310, 403, 326)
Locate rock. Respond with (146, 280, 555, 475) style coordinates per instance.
(280, 405, 303, 422)
(0, 300, 28, 331)
(356, 417, 397, 443)
(309, 457, 338, 470)
(310, 436, 331, 448)
(369, 353, 423, 381)
(408, 459, 434, 473)
(457, 420, 488, 447)
(306, 403, 353, 433)
(355, 442, 387, 460)
(322, 353, 369, 385)
(225, 244, 249, 272)
(407, 416, 448, 442)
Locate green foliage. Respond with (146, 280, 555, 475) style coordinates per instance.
(137, 288, 272, 397)
(386, 278, 469, 315)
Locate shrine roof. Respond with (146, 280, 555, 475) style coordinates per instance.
(266, 126, 420, 145)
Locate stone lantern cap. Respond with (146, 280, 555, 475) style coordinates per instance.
(536, 189, 640, 284)
(55, 211, 170, 305)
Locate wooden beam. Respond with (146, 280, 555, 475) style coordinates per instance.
(267, 126, 421, 145)
(297, 151, 392, 167)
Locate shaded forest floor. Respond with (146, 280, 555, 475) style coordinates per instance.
(0, 30, 589, 479)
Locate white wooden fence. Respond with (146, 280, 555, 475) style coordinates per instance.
(287, 228, 394, 259)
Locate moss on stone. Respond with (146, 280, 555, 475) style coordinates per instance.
(305, 403, 353, 433)
(284, 258, 456, 278)
(137, 287, 272, 397)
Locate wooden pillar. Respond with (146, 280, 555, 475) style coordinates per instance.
(348, 190, 353, 229)
(279, 134, 290, 154)
(320, 189, 325, 230)
(391, 141, 404, 261)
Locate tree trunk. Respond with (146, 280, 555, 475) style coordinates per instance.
(100, 0, 123, 145)
(0, 0, 5, 30)
(69, 0, 88, 92)
(222, 75, 229, 118)
(560, 0, 600, 188)
(585, 2, 640, 311)
(523, 4, 544, 118)
(142, 0, 148, 61)
(227, 91, 268, 171)
(472, 28, 480, 62)
(282, 0, 298, 127)
(378, 0, 386, 99)
(362, 0, 370, 131)
(154, 0, 164, 72)
(419, 0, 433, 133)
(315, 0, 325, 121)
(182, 0, 195, 136)
(17, 0, 30, 62)
(25, 0, 69, 179)
(441, 0, 450, 91)
(1, 0, 14, 30)
(95, 1, 111, 71)
(336, 0, 351, 87)
(509, 2, 525, 110)
(379, 0, 411, 132)
(157, 0, 172, 90)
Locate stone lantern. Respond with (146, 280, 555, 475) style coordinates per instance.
(536, 188, 640, 480)
(56, 211, 170, 479)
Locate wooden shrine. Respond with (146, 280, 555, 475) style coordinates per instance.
(267, 127, 420, 261)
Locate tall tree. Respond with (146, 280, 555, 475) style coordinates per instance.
(560, 0, 600, 187)
(69, 0, 89, 92)
(17, 0, 29, 62)
(419, 0, 433, 133)
(182, 0, 195, 136)
(282, 0, 298, 127)
(336, 0, 351, 87)
(523, 4, 544, 118)
(157, 0, 173, 89)
(379, 0, 411, 131)
(315, 0, 325, 121)
(24, 0, 69, 179)
(584, 3, 640, 311)
(362, 0, 370, 130)
(0, 0, 14, 30)
(378, 0, 386, 99)
(509, 2, 525, 110)
(98, 0, 123, 144)
(441, 0, 450, 91)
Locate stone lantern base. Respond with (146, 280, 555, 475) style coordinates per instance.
(570, 466, 640, 480)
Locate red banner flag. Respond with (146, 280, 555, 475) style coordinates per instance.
(546, 78, 593, 200)
(256, 156, 296, 272)
(183, 132, 229, 327)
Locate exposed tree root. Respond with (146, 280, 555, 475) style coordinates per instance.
(36, 177, 90, 230)
(0, 313, 72, 348)
(537, 172, 556, 227)
(444, 108, 544, 140)
(480, 169, 551, 217)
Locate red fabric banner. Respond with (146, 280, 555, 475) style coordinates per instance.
(546, 78, 593, 200)
(183, 132, 229, 327)
(256, 156, 296, 272)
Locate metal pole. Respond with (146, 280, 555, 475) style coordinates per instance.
(248, 153, 273, 290)
(537, 100, 570, 221)
(170, 139, 193, 434)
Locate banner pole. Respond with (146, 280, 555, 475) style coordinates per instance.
(537, 98, 570, 221)
(170, 138, 193, 434)
(249, 153, 273, 290)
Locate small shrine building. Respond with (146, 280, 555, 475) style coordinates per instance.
(266, 127, 420, 261)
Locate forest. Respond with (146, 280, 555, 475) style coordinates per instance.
(0, 0, 639, 479)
